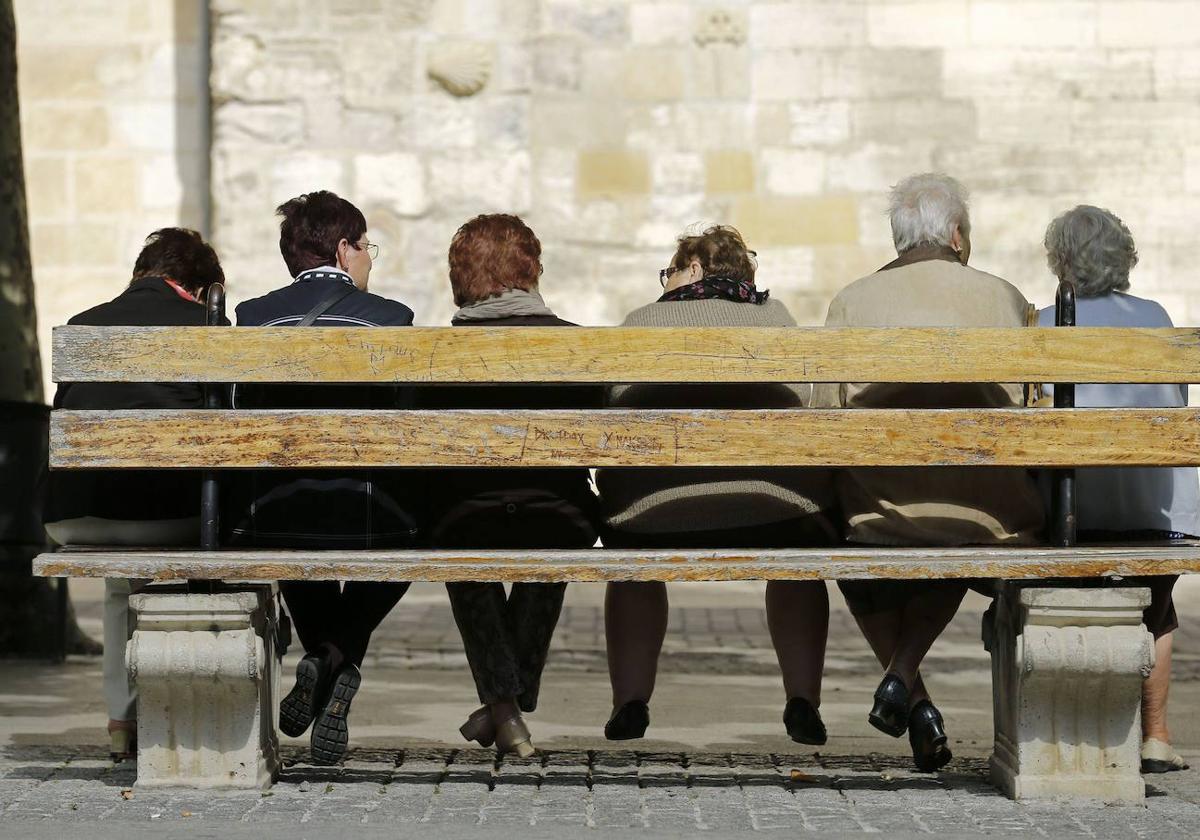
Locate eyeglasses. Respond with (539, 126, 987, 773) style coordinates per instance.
(357, 240, 379, 260)
(659, 266, 683, 287)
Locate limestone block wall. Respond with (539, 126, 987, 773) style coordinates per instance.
(209, 0, 1200, 330)
(15, 0, 208, 393)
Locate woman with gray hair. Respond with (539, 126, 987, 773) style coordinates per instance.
(1039, 205, 1198, 774)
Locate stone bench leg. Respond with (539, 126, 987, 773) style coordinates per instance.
(984, 583, 1153, 804)
(127, 585, 280, 789)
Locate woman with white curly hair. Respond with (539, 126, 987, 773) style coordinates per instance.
(1039, 204, 1199, 775)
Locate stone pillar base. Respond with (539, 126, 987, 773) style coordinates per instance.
(984, 583, 1153, 804)
(128, 584, 280, 789)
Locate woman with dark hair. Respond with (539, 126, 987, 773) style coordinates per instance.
(597, 225, 837, 744)
(44, 228, 227, 761)
(425, 214, 600, 757)
(230, 190, 419, 766)
(1040, 205, 1198, 775)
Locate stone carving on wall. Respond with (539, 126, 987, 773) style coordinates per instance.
(694, 8, 746, 47)
(427, 41, 493, 97)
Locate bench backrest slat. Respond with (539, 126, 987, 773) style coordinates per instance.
(50, 407, 1200, 469)
(52, 326, 1200, 384)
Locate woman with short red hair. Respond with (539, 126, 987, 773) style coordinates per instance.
(424, 214, 600, 757)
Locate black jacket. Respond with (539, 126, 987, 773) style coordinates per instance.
(225, 270, 421, 549)
(46, 277, 228, 524)
(235, 268, 414, 329)
(421, 313, 602, 549)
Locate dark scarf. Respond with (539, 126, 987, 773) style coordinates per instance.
(658, 275, 769, 304)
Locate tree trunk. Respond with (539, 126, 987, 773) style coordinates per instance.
(0, 0, 96, 658)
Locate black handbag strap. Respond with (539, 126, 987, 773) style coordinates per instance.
(296, 284, 355, 326)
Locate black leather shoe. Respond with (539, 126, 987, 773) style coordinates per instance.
(310, 664, 361, 765)
(604, 701, 650, 740)
(279, 650, 335, 737)
(868, 673, 909, 737)
(908, 700, 952, 772)
(783, 697, 827, 745)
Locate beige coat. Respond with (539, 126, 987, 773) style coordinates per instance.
(812, 249, 1045, 546)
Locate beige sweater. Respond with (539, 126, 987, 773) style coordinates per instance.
(596, 298, 836, 536)
(812, 256, 1045, 546)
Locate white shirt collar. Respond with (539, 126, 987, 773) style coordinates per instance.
(294, 265, 355, 286)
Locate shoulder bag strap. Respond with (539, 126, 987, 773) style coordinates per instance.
(296, 285, 355, 327)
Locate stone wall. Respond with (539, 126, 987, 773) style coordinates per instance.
(17, 0, 1200, 364)
(15, 0, 208, 393)
(209, 0, 1200, 330)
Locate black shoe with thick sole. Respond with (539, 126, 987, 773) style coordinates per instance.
(310, 664, 361, 765)
(908, 700, 952, 773)
(868, 673, 910, 737)
(279, 652, 334, 738)
(784, 697, 828, 745)
(604, 700, 650, 740)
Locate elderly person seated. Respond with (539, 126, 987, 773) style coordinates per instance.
(43, 228, 228, 761)
(1038, 205, 1198, 775)
(598, 225, 838, 744)
(813, 174, 1044, 772)
(424, 214, 601, 758)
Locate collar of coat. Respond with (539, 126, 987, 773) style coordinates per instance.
(878, 244, 964, 272)
(293, 266, 356, 286)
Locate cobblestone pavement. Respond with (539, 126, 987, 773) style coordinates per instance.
(0, 581, 1197, 838)
(2, 745, 1199, 838)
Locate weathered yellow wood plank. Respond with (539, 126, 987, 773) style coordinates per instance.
(52, 326, 1200, 384)
(33, 545, 1200, 582)
(49, 407, 1200, 468)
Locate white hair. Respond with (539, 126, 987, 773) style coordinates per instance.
(887, 173, 971, 254)
(1043, 205, 1137, 297)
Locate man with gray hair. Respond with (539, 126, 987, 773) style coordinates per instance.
(813, 173, 1044, 773)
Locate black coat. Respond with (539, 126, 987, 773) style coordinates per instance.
(224, 271, 421, 549)
(46, 277, 228, 524)
(421, 313, 602, 549)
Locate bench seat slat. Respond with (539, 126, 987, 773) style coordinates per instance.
(51, 407, 1200, 469)
(52, 326, 1200, 384)
(33, 545, 1200, 582)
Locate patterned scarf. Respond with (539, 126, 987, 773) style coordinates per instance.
(658, 275, 769, 305)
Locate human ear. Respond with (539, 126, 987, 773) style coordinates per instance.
(336, 238, 350, 270)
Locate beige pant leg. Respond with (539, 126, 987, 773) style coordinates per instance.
(103, 578, 148, 721)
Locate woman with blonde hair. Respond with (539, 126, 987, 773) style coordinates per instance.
(598, 225, 837, 744)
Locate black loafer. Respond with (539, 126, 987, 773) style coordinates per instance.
(868, 673, 909, 737)
(784, 697, 827, 745)
(279, 651, 335, 738)
(604, 700, 650, 740)
(908, 700, 952, 772)
(310, 664, 361, 765)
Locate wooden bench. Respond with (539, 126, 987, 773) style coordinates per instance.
(35, 283, 1200, 802)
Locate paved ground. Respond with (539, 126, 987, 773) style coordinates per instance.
(0, 579, 1198, 838)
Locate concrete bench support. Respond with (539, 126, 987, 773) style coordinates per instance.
(984, 583, 1153, 804)
(127, 585, 280, 789)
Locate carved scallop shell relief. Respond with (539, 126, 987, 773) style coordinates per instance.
(427, 41, 493, 97)
(694, 8, 747, 47)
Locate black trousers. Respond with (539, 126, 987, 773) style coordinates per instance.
(281, 580, 410, 667)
